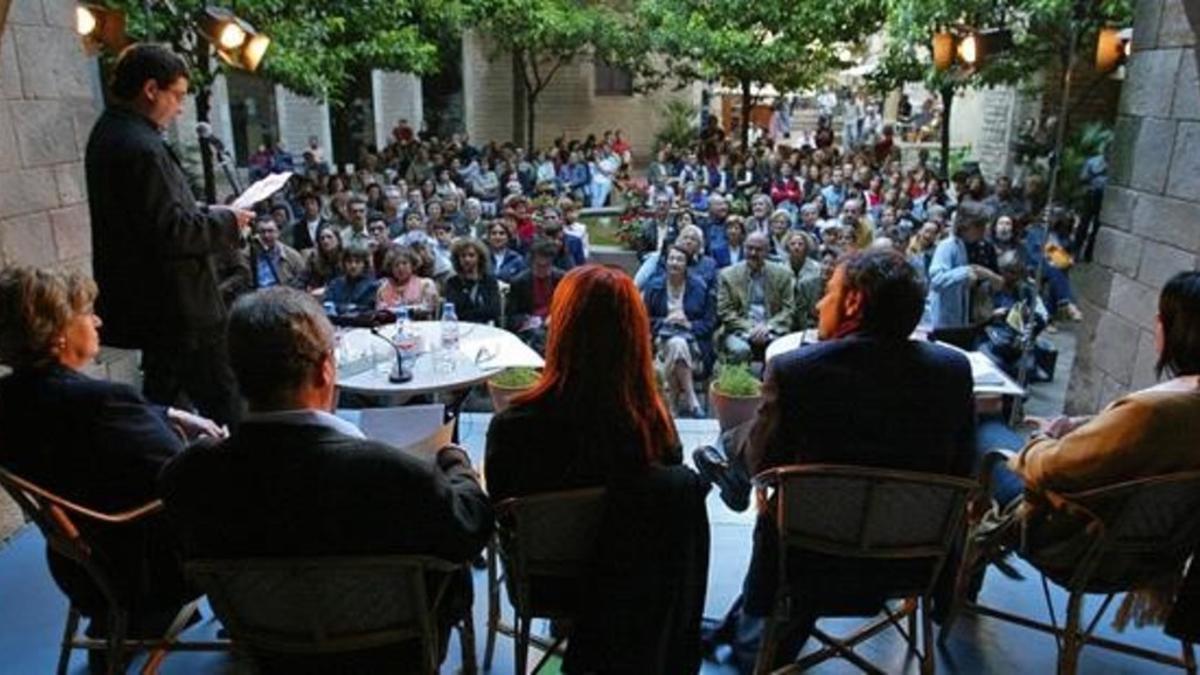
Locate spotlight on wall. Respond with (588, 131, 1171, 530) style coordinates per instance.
(76, 4, 130, 54)
(1096, 26, 1132, 74)
(199, 7, 270, 72)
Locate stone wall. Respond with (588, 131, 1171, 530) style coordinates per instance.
(1065, 0, 1200, 414)
(462, 31, 698, 160)
(372, 70, 423, 150)
(0, 0, 98, 276)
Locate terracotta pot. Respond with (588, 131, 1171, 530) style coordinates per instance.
(487, 380, 533, 413)
(709, 382, 763, 432)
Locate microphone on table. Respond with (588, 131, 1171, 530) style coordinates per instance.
(368, 326, 413, 384)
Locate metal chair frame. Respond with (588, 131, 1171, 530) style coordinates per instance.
(482, 487, 606, 674)
(0, 466, 226, 675)
(187, 555, 476, 675)
(752, 464, 977, 675)
(945, 468, 1200, 675)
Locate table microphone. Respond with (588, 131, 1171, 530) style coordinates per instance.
(368, 327, 413, 383)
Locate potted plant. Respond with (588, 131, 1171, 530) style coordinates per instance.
(709, 363, 763, 431)
(487, 367, 540, 413)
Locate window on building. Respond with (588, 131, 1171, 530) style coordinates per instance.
(594, 61, 633, 96)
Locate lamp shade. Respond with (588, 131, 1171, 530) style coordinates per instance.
(1095, 26, 1129, 73)
(932, 32, 955, 71)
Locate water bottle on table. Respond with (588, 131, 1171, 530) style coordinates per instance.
(437, 302, 459, 373)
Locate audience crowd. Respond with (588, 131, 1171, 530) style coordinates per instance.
(6, 103, 1196, 675)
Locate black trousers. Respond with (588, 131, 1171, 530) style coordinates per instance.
(142, 334, 241, 427)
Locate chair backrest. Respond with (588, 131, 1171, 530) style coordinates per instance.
(1033, 470, 1200, 590)
(495, 487, 606, 615)
(758, 464, 977, 597)
(186, 555, 459, 662)
(0, 465, 161, 608)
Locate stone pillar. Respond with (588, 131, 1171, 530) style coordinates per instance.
(1065, 0, 1200, 413)
(276, 85, 332, 160)
(0, 0, 99, 274)
(371, 69, 423, 149)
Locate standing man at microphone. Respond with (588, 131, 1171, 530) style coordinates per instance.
(86, 44, 253, 426)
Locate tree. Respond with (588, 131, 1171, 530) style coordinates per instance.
(872, 0, 1131, 180)
(466, 0, 637, 147)
(638, 0, 884, 146)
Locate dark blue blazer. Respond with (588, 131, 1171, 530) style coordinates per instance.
(741, 334, 976, 614)
(642, 273, 717, 363)
(325, 274, 379, 313)
(491, 247, 527, 283)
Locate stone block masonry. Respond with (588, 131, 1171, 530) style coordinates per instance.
(1065, 0, 1200, 414)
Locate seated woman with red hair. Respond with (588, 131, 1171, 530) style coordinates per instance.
(485, 264, 708, 674)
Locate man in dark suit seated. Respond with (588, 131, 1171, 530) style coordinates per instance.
(506, 239, 565, 353)
(159, 287, 493, 673)
(696, 248, 976, 673)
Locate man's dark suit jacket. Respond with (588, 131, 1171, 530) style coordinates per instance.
(86, 107, 240, 350)
(740, 334, 976, 614)
(0, 365, 188, 614)
(505, 268, 565, 333)
(158, 420, 493, 671)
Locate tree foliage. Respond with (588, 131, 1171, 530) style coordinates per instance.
(466, 0, 640, 145)
(105, 0, 460, 103)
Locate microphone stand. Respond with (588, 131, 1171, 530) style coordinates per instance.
(368, 326, 413, 384)
(211, 145, 244, 196)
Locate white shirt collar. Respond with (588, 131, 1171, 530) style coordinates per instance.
(242, 408, 366, 439)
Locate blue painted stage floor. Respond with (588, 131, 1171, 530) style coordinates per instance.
(0, 414, 1185, 673)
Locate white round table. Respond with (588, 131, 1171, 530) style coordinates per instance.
(335, 321, 544, 397)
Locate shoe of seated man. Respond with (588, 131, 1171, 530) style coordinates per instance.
(692, 445, 750, 512)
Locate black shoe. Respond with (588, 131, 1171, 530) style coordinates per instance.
(692, 445, 750, 512)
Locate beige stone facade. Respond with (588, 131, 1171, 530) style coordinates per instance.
(462, 30, 699, 160)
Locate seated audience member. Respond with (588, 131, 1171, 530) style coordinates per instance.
(635, 224, 717, 290)
(507, 239, 565, 353)
(458, 197, 486, 239)
(0, 268, 223, 666)
(784, 230, 823, 330)
(302, 224, 343, 291)
(245, 215, 306, 290)
(293, 192, 326, 251)
(376, 246, 438, 313)
(367, 215, 394, 274)
(160, 288, 492, 673)
(643, 244, 717, 418)
(486, 220, 527, 283)
(638, 193, 679, 259)
(712, 216, 748, 268)
(698, 248, 976, 673)
(562, 201, 590, 259)
(703, 195, 731, 253)
(1025, 206, 1084, 322)
(324, 244, 379, 315)
(540, 215, 586, 271)
(906, 220, 939, 279)
(487, 264, 707, 674)
(443, 238, 502, 325)
(767, 209, 792, 261)
(716, 231, 796, 364)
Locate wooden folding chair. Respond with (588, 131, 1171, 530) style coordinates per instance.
(947, 469, 1200, 675)
(187, 555, 476, 675)
(0, 466, 225, 675)
(753, 464, 977, 675)
(482, 487, 606, 674)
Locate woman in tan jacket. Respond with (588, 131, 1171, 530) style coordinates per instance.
(1011, 270, 1200, 492)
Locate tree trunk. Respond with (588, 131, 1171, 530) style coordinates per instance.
(740, 79, 752, 148)
(526, 92, 537, 150)
(194, 45, 217, 204)
(939, 84, 953, 180)
(512, 52, 527, 146)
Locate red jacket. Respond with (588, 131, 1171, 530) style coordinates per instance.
(770, 178, 803, 205)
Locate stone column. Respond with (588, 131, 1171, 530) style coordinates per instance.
(276, 85, 332, 160)
(1065, 0, 1200, 413)
(372, 69, 423, 149)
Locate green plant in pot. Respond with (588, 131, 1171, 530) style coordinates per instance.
(709, 363, 763, 431)
(487, 367, 541, 413)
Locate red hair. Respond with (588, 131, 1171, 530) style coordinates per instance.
(513, 264, 678, 464)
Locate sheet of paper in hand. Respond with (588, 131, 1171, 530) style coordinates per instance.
(232, 171, 294, 210)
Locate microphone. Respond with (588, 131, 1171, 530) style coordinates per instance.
(195, 122, 225, 153)
(368, 326, 414, 383)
